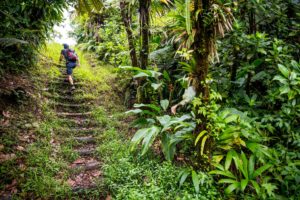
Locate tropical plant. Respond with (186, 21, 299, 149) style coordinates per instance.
(127, 101, 195, 160)
(210, 150, 274, 197)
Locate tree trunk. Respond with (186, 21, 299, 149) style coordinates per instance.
(193, 0, 212, 100)
(139, 0, 150, 69)
(192, 0, 213, 163)
(120, 0, 138, 67)
(246, 7, 256, 95)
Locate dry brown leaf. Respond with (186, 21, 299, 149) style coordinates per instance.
(1, 119, 10, 126)
(19, 163, 27, 171)
(5, 179, 17, 189)
(0, 153, 16, 162)
(67, 179, 76, 186)
(73, 158, 85, 164)
(16, 146, 25, 151)
(2, 111, 11, 118)
(91, 170, 101, 177)
(0, 144, 4, 151)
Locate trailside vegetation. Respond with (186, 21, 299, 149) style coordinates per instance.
(72, 0, 300, 198)
(1, 0, 300, 199)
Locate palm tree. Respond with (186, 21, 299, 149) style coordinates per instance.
(120, 0, 138, 67)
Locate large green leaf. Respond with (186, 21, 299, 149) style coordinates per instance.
(160, 99, 169, 111)
(218, 179, 237, 184)
(179, 169, 190, 187)
(200, 135, 208, 156)
(141, 126, 161, 155)
(225, 181, 240, 194)
(131, 126, 161, 155)
(240, 152, 249, 179)
(250, 180, 261, 194)
(192, 170, 200, 193)
(134, 103, 161, 113)
(209, 170, 236, 179)
(225, 150, 234, 170)
(273, 75, 288, 84)
(252, 164, 272, 178)
(248, 155, 255, 179)
(151, 83, 163, 90)
(161, 133, 176, 160)
(278, 64, 289, 78)
(241, 179, 248, 192)
(195, 130, 207, 146)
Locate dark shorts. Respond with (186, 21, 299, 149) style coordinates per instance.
(66, 62, 76, 75)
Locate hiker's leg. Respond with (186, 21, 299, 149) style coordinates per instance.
(66, 63, 75, 85)
(68, 75, 74, 85)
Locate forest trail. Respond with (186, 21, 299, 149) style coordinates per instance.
(47, 67, 102, 193)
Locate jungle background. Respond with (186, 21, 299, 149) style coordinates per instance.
(0, 0, 300, 199)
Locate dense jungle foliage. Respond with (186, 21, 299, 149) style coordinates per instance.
(1, 0, 300, 199)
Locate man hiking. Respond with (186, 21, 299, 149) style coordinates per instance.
(59, 43, 80, 90)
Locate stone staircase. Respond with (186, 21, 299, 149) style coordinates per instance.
(46, 70, 102, 195)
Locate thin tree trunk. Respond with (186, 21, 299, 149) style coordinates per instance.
(139, 0, 150, 69)
(192, 0, 213, 162)
(246, 7, 256, 95)
(120, 0, 138, 67)
(193, 0, 211, 100)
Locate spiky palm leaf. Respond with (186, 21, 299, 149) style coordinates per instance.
(76, 0, 104, 15)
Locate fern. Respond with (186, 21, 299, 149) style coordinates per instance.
(0, 38, 28, 47)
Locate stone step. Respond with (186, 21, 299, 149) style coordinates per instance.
(56, 127, 101, 134)
(49, 81, 85, 86)
(71, 184, 98, 193)
(56, 112, 92, 117)
(71, 161, 100, 171)
(50, 102, 92, 109)
(46, 94, 97, 103)
(74, 136, 95, 143)
(76, 148, 95, 156)
(62, 118, 98, 127)
(47, 88, 85, 95)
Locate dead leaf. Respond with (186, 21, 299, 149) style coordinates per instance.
(106, 195, 112, 200)
(73, 158, 85, 164)
(0, 119, 10, 126)
(0, 153, 16, 162)
(0, 144, 4, 151)
(2, 111, 11, 118)
(176, 156, 184, 161)
(91, 170, 101, 177)
(67, 179, 76, 187)
(19, 163, 27, 171)
(5, 179, 17, 189)
(16, 146, 25, 151)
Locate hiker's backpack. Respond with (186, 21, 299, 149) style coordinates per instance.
(66, 49, 78, 62)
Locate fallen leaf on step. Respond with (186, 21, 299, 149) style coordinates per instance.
(73, 158, 85, 164)
(106, 195, 112, 200)
(2, 111, 11, 118)
(0, 119, 10, 126)
(67, 179, 76, 187)
(19, 163, 27, 171)
(0, 153, 16, 162)
(16, 146, 25, 151)
(91, 170, 101, 177)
